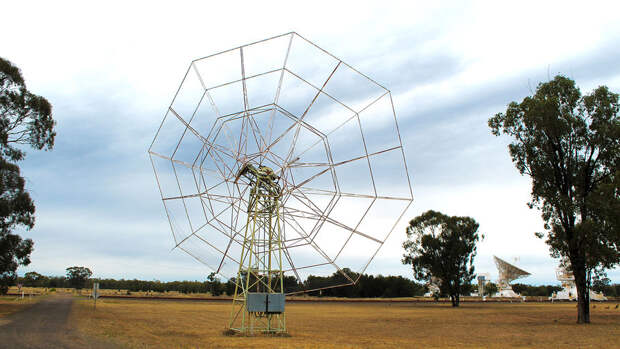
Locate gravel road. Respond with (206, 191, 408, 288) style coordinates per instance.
(0, 295, 117, 349)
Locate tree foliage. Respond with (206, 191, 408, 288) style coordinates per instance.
(66, 266, 92, 290)
(511, 283, 562, 297)
(0, 231, 32, 294)
(0, 57, 56, 295)
(0, 57, 55, 162)
(0, 158, 35, 294)
(489, 75, 619, 323)
(22, 271, 47, 287)
(484, 282, 498, 296)
(304, 269, 425, 298)
(402, 210, 482, 307)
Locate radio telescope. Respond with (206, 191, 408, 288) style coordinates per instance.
(551, 262, 607, 301)
(493, 256, 530, 297)
(552, 264, 577, 300)
(149, 32, 413, 334)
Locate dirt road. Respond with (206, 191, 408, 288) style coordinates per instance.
(0, 295, 116, 349)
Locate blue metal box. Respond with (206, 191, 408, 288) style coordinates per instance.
(246, 293, 285, 313)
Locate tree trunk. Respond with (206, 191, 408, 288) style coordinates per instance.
(572, 262, 590, 323)
(451, 294, 459, 307)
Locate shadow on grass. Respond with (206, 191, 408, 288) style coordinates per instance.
(222, 328, 291, 337)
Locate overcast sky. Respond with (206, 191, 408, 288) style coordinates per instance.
(3, 1, 619, 285)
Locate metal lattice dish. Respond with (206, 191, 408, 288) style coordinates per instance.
(149, 32, 413, 332)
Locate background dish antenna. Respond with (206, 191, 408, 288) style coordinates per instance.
(493, 256, 530, 297)
(551, 262, 607, 301)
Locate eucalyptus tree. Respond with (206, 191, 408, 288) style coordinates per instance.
(0, 57, 56, 294)
(66, 266, 92, 290)
(489, 75, 619, 323)
(402, 210, 482, 307)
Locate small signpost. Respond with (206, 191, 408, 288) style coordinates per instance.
(17, 283, 23, 300)
(92, 282, 100, 309)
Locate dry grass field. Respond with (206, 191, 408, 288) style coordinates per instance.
(71, 298, 620, 349)
(0, 296, 38, 321)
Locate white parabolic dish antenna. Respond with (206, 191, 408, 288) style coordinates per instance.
(149, 32, 414, 295)
(494, 255, 530, 291)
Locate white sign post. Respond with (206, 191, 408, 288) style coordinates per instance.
(17, 283, 23, 300)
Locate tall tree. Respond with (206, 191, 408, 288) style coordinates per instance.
(402, 210, 482, 307)
(66, 266, 92, 290)
(22, 271, 46, 287)
(0, 57, 56, 294)
(489, 75, 619, 323)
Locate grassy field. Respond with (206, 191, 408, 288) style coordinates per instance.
(0, 296, 38, 323)
(71, 298, 620, 349)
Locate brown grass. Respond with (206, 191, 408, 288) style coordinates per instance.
(6, 286, 76, 295)
(70, 298, 620, 349)
(0, 296, 38, 320)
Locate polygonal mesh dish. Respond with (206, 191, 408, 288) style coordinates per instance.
(149, 32, 413, 293)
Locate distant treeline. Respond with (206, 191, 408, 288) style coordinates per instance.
(16, 271, 618, 298)
(598, 284, 620, 297)
(512, 283, 562, 297)
(514, 283, 620, 297)
(17, 270, 427, 297)
(304, 273, 426, 297)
